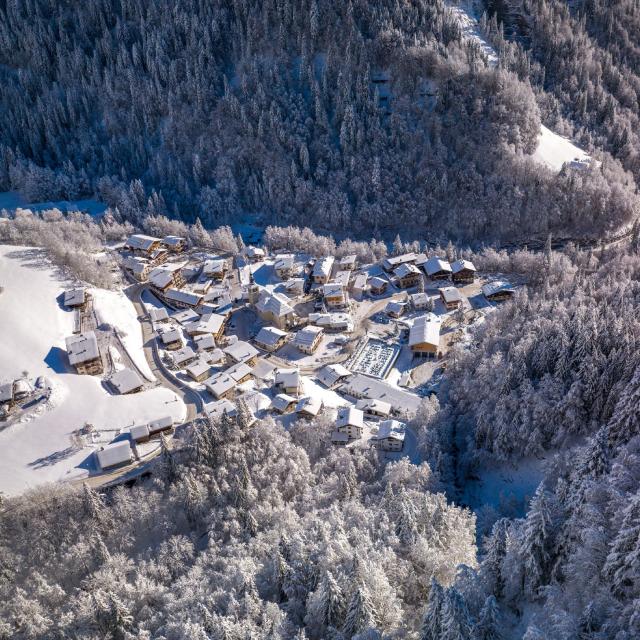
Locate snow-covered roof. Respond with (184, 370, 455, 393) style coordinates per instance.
(337, 406, 364, 429)
(482, 280, 515, 298)
(223, 340, 259, 363)
(255, 326, 288, 347)
(123, 256, 149, 274)
(202, 258, 227, 275)
(185, 313, 225, 336)
(409, 315, 441, 348)
(383, 253, 417, 269)
(129, 424, 150, 442)
(126, 234, 160, 251)
(275, 368, 300, 388)
(294, 325, 324, 347)
(375, 419, 406, 442)
(386, 300, 406, 315)
(339, 254, 357, 266)
(63, 288, 85, 307)
(65, 331, 100, 365)
(451, 259, 476, 274)
(165, 289, 203, 307)
(172, 308, 200, 325)
(160, 328, 182, 345)
(317, 363, 352, 388)
(271, 393, 297, 413)
(274, 254, 294, 271)
(424, 257, 452, 276)
(323, 283, 344, 298)
(186, 360, 211, 379)
(148, 415, 174, 433)
(171, 346, 197, 366)
(0, 383, 14, 403)
(313, 256, 335, 279)
(355, 398, 392, 416)
(204, 399, 237, 421)
(394, 263, 421, 278)
(96, 441, 132, 469)
(109, 368, 143, 394)
(246, 246, 265, 258)
(410, 293, 430, 306)
(284, 278, 305, 293)
(296, 395, 322, 416)
(251, 358, 276, 380)
(149, 268, 173, 289)
(256, 291, 295, 317)
(149, 307, 169, 322)
(369, 276, 387, 289)
(352, 273, 368, 290)
(308, 312, 354, 332)
(204, 362, 252, 399)
(439, 286, 462, 303)
(163, 235, 185, 247)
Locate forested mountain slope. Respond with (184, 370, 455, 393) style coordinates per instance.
(0, 0, 636, 241)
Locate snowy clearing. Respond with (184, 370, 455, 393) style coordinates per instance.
(0, 190, 107, 217)
(0, 245, 185, 496)
(91, 287, 155, 381)
(531, 124, 592, 173)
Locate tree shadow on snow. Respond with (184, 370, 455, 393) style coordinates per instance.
(28, 446, 77, 469)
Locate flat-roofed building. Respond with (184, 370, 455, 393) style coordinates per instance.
(294, 325, 324, 354)
(65, 331, 102, 375)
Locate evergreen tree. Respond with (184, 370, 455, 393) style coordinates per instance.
(343, 586, 377, 639)
(440, 587, 473, 640)
(421, 579, 445, 640)
(474, 596, 501, 640)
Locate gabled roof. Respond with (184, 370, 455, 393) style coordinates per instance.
(369, 276, 387, 289)
(439, 286, 462, 303)
(337, 406, 364, 429)
(109, 368, 143, 394)
(323, 283, 344, 297)
(408, 314, 441, 348)
(204, 399, 237, 420)
(126, 234, 160, 251)
(317, 363, 352, 387)
(313, 256, 335, 278)
(274, 254, 295, 270)
(355, 398, 392, 415)
(202, 258, 227, 275)
(255, 326, 288, 347)
(149, 268, 173, 289)
(149, 307, 169, 322)
(482, 280, 515, 298)
(160, 328, 182, 345)
(296, 395, 322, 416)
(185, 313, 226, 336)
(275, 368, 300, 388)
(165, 289, 203, 307)
(256, 291, 295, 317)
(186, 360, 211, 379)
(451, 259, 476, 273)
(194, 333, 216, 350)
(172, 308, 200, 324)
(294, 325, 324, 347)
(271, 393, 297, 413)
(65, 332, 99, 365)
(223, 340, 259, 363)
(376, 419, 406, 442)
(163, 235, 186, 246)
(171, 346, 197, 366)
(424, 256, 452, 276)
(394, 263, 421, 278)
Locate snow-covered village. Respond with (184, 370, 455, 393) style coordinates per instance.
(4, 1, 640, 639)
(0, 222, 516, 495)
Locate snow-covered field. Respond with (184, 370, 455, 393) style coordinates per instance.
(91, 287, 155, 381)
(0, 246, 185, 496)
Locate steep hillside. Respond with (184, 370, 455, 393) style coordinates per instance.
(0, 0, 636, 241)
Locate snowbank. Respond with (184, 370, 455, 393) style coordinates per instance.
(0, 246, 185, 496)
(91, 287, 155, 381)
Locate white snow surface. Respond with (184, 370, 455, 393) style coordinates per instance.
(0, 245, 185, 496)
(448, 2, 591, 173)
(0, 191, 107, 217)
(91, 287, 155, 381)
(531, 124, 592, 173)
